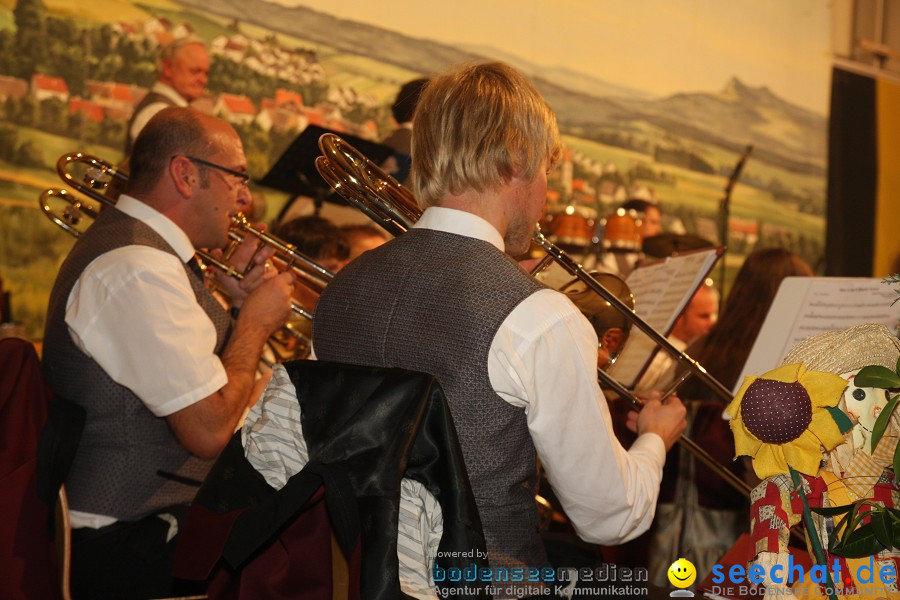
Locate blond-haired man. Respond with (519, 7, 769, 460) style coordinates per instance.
(264, 62, 686, 598)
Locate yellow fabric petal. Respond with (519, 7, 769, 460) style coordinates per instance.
(732, 418, 763, 458)
(807, 408, 846, 451)
(763, 363, 803, 384)
(781, 431, 826, 476)
(798, 369, 848, 409)
(751, 441, 790, 479)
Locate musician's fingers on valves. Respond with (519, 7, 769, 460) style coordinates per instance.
(240, 270, 295, 332)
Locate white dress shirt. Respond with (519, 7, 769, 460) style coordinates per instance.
(414, 207, 666, 542)
(66, 195, 227, 527)
(128, 81, 189, 143)
(250, 207, 666, 596)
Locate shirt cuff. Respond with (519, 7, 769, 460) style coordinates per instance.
(631, 431, 668, 467)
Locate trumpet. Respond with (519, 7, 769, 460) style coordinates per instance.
(39, 152, 334, 325)
(315, 133, 750, 499)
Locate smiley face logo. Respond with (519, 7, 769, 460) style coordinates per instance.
(667, 557, 696, 589)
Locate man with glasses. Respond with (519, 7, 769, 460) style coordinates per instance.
(42, 107, 294, 599)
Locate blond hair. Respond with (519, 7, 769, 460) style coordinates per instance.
(411, 62, 562, 207)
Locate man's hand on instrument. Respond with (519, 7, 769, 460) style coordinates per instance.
(627, 390, 687, 452)
(239, 271, 295, 336)
(210, 223, 277, 306)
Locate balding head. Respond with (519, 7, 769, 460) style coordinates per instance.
(126, 107, 237, 197)
(126, 107, 250, 249)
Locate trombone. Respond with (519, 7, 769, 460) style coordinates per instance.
(39, 152, 334, 325)
(315, 132, 750, 499)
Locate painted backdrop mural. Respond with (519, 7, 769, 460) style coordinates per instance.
(0, 0, 830, 337)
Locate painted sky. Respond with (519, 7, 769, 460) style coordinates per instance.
(268, 0, 832, 113)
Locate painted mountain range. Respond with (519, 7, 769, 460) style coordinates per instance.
(179, 0, 827, 174)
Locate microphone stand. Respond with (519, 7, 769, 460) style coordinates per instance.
(717, 145, 753, 309)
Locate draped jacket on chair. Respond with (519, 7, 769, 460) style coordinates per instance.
(174, 360, 490, 600)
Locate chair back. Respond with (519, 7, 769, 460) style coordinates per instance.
(174, 360, 488, 600)
(0, 338, 62, 599)
(55, 486, 72, 600)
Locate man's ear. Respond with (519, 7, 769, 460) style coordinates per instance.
(170, 156, 194, 197)
(159, 59, 174, 82)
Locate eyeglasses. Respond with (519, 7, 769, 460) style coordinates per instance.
(181, 155, 250, 187)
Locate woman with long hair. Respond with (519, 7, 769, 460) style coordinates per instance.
(680, 248, 814, 399)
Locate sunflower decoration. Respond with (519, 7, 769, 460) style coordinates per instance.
(726, 363, 849, 479)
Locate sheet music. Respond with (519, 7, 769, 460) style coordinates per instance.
(737, 277, 900, 393)
(788, 280, 898, 346)
(607, 247, 722, 387)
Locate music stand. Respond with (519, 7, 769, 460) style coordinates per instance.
(259, 125, 397, 220)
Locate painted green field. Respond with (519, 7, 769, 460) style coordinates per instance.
(0, 0, 827, 340)
(0, 127, 120, 337)
(562, 134, 824, 241)
(0, 120, 823, 339)
(320, 54, 422, 102)
(0, 167, 76, 339)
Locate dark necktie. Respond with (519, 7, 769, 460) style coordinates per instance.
(187, 256, 205, 280)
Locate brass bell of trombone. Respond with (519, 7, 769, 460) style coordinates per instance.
(533, 263, 634, 368)
(560, 272, 634, 367)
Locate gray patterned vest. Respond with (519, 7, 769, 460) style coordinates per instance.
(312, 228, 550, 572)
(124, 90, 178, 155)
(42, 206, 231, 520)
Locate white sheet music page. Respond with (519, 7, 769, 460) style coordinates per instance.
(607, 247, 722, 388)
(736, 277, 900, 393)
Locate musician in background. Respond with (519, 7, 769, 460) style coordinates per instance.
(271, 215, 350, 338)
(380, 77, 429, 184)
(340, 223, 389, 261)
(273, 215, 352, 274)
(595, 197, 664, 278)
(124, 37, 210, 155)
(264, 218, 386, 363)
(634, 282, 719, 393)
(644, 248, 813, 586)
(622, 197, 662, 239)
(305, 62, 687, 597)
(383, 77, 428, 153)
(42, 107, 293, 599)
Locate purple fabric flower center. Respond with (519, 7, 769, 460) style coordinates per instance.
(742, 379, 812, 444)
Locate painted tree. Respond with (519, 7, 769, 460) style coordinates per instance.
(13, 0, 48, 79)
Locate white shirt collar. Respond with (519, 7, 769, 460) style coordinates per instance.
(412, 206, 505, 252)
(116, 194, 195, 262)
(151, 81, 190, 107)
